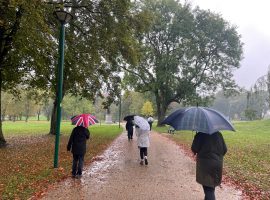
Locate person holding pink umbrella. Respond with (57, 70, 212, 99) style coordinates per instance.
(67, 114, 97, 178)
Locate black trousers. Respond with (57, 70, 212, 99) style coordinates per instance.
(72, 154, 84, 176)
(203, 185, 216, 200)
(127, 128, 133, 139)
(148, 122, 152, 130)
(139, 147, 148, 159)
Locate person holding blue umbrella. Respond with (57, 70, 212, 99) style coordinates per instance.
(162, 106, 233, 200)
(191, 131, 227, 200)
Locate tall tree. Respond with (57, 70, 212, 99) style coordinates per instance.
(123, 0, 243, 125)
(0, 0, 146, 142)
(25, 1, 148, 134)
(0, 0, 53, 146)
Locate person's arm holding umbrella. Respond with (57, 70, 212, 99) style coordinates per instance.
(191, 132, 202, 155)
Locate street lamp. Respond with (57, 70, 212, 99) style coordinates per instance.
(53, 9, 73, 168)
(118, 90, 124, 128)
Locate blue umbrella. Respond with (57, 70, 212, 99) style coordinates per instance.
(162, 107, 235, 134)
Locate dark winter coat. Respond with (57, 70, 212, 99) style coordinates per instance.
(191, 131, 227, 187)
(125, 120, 134, 132)
(67, 126, 90, 155)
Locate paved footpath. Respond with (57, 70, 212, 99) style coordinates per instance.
(41, 131, 242, 200)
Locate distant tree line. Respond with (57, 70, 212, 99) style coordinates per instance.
(1, 89, 155, 123)
(211, 67, 270, 121)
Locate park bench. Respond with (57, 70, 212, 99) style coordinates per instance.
(168, 126, 175, 134)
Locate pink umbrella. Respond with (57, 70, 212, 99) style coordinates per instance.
(71, 114, 98, 128)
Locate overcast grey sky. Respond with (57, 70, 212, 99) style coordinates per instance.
(188, 0, 270, 89)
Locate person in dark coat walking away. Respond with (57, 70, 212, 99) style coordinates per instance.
(191, 131, 227, 200)
(125, 120, 134, 140)
(67, 126, 90, 178)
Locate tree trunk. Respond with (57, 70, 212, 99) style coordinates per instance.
(156, 105, 167, 126)
(37, 110, 40, 121)
(19, 113, 22, 120)
(0, 125, 6, 147)
(0, 71, 6, 147)
(155, 91, 167, 126)
(49, 98, 57, 135)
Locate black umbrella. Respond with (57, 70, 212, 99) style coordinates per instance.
(123, 115, 135, 121)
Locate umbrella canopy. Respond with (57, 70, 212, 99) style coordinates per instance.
(71, 114, 98, 128)
(123, 115, 135, 121)
(134, 116, 150, 131)
(162, 107, 235, 134)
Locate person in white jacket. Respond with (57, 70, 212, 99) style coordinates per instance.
(135, 125, 150, 165)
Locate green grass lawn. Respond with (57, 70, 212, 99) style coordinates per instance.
(153, 120, 270, 199)
(2, 120, 115, 136)
(0, 121, 123, 200)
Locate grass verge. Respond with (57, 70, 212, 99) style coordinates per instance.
(153, 120, 270, 200)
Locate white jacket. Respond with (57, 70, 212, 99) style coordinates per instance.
(136, 127, 150, 147)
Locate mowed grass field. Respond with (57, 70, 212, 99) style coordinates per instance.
(0, 121, 123, 200)
(153, 119, 270, 199)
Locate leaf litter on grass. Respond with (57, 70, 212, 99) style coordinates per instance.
(0, 126, 122, 200)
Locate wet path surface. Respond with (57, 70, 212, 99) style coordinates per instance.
(41, 131, 242, 200)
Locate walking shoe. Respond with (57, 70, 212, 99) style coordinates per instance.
(76, 175, 82, 179)
(145, 159, 148, 165)
(140, 160, 144, 165)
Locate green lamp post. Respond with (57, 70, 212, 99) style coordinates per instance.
(53, 9, 73, 168)
(118, 90, 124, 128)
(118, 95, 121, 128)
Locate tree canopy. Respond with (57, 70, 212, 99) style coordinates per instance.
(123, 0, 243, 125)
(0, 0, 54, 145)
